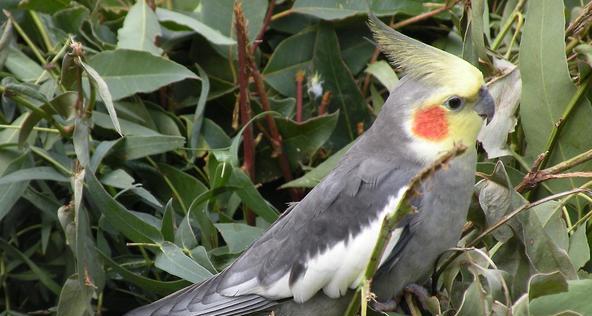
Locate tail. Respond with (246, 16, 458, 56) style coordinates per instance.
(125, 277, 277, 316)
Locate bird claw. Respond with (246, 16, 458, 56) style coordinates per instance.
(370, 297, 398, 312)
(404, 283, 430, 310)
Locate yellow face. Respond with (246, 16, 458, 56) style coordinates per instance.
(407, 83, 486, 161)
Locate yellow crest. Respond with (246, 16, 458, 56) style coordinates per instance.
(368, 15, 484, 97)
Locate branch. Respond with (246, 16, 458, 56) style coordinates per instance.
(235, 2, 257, 225)
(516, 147, 592, 193)
(251, 0, 275, 54)
(295, 70, 305, 122)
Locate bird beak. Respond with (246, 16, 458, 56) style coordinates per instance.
(474, 87, 495, 123)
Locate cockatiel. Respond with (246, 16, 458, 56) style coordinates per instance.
(127, 15, 495, 316)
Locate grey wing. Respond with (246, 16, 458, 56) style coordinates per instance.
(127, 154, 419, 316)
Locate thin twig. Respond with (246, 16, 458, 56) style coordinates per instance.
(295, 70, 305, 122)
(251, 0, 275, 54)
(318, 91, 332, 115)
(235, 2, 257, 225)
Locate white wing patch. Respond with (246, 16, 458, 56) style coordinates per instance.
(248, 186, 408, 303)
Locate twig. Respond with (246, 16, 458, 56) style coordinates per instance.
(295, 70, 305, 122)
(433, 188, 592, 292)
(318, 91, 332, 115)
(251, 0, 275, 54)
(516, 148, 592, 193)
(235, 2, 257, 225)
(241, 2, 301, 201)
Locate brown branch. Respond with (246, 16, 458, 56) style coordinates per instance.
(516, 148, 592, 193)
(295, 70, 305, 122)
(235, 2, 257, 225)
(251, 0, 275, 55)
(318, 91, 332, 115)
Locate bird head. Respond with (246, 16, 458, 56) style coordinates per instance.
(368, 15, 494, 161)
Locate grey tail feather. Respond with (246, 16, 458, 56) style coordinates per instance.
(125, 277, 277, 316)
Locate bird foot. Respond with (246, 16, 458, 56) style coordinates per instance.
(370, 297, 399, 312)
(404, 283, 430, 310)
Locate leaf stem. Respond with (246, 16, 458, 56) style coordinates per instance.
(3, 10, 46, 68)
(29, 11, 54, 53)
(491, 0, 526, 50)
(0, 124, 60, 133)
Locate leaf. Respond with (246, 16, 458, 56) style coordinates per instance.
(157, 163, 208, 213)
(0, 239, 61, 295)
(519, 0, 592, 193)
(56, 275, 93, 316)
(291, 0, 427, 20)
(4, 46, 44, 82)
(89, 139, 124, 172)
(530, 279, 592, 315)
(117, 0, 163, 56)
(281, 141, 353, 188)
(73, 117, 91, 166)
(263, 27, 316, 97)
(313, 23, 370, 148)
(190, 64, 209, 156)
(528, 271, 568, 300)
(98, 249, 188, 295)
(518, 203, 577, 280)
(110, 135, 185, 161)
(228, 167, 278, 223)
(161, 199, 175, 242)
(364, 60, 398, 91)
(194, 0, 267, 43)
(80, 60, 122, 135)
(0, 166, 69, 185)
(156, 8, 235, 46)
(154, 241, 213, 283)
(87, 49, 198, 100)
(18, 0, 71, 13)
(18, 92, 77, 146)
(85, 171, 164, 243)
(214, 223, 264, 253)
(568, 225, 590, 270)
(478, 59, 521, 158)
(0, 153, 33, 221)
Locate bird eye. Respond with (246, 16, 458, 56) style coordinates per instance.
(445, 96, 464, 111)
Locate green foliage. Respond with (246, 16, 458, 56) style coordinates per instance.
(0, 0, 592, 315)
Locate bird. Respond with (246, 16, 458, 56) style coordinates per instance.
(126, 15, 495, 316)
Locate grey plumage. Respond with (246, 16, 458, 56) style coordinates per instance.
(127, 16, 494, 316)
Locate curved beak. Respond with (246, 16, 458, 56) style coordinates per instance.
(475, 86, 495, 123)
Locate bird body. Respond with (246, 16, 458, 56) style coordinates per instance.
(127, 15, 495, 316)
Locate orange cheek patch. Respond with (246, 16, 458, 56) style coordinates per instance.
(411, 106, 448, 141)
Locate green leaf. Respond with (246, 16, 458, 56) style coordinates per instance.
(98, 250, 188, 295)
(156, 8, 235, 46)
(117, 0, 163, 56)
(110, 135, 185, 161)
(73, 117, 91, 166)
(18, 0, 71, 13)
(530, 279, 592, 315)
(85, 171, 164, 243)
(0, 239, 61, 295)
(282, 141, 353, 188)
(263, 27, 316, 96)
(292, 0, 428, 20)
(157, 162, 208, 213)
(190, 64, 209, 156)
(228, 167, 278, 223)
(19, 92, 76, 146)
(214, 223, 264, 253)
(161, 199, 175, 242)
(0, 153, 32, 221)
(568, 225, 590, 270)
(0, 166, 69, 185)
(56, 275, 93, 316)
(528, 271, 568, 300)
(364, 60, 398, 91)
(313, 23, 369, 147)
(87, 49, 198, 100)
(519, 0, 592, 192)
(194, 0, 267, 43)
(90, 139, 124, 172)
(80, 60, 122, 135)
(154, 241, 213, 283)
(4, 46, 44, 82)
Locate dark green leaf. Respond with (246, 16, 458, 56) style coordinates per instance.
(87, 49, 198, 100)
(528, 271, 568, 300)
(0, 153, 32, 221)
(56, 275, 93, 316)
(530, 280, 592, 315)
(117, 0, 163, 55)
(214, 223, 264, 253)
(156, 8, 235, 46)
(110, 135, 185, 161)
(154, 241, 213, 283)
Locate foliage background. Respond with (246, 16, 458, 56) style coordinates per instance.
(0, 0, 592, 315)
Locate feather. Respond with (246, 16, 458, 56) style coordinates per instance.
(368, 14, 483, 97)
